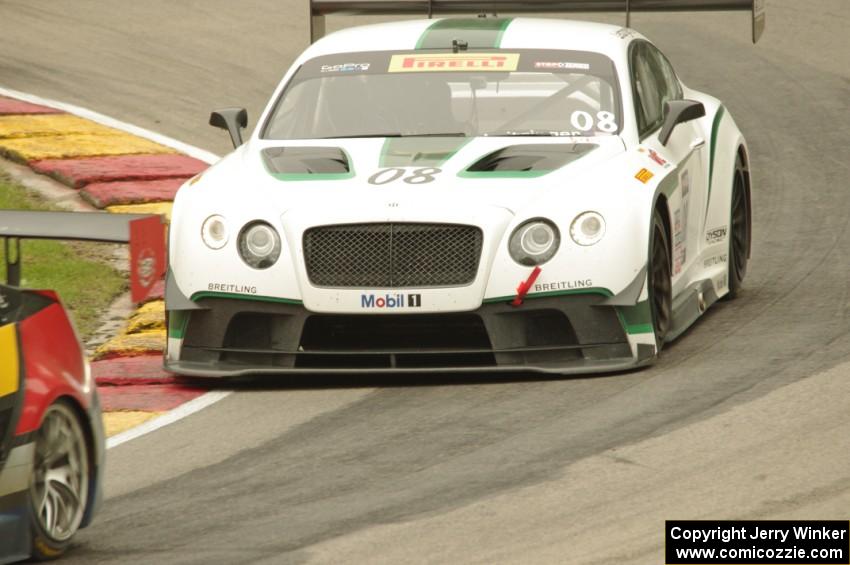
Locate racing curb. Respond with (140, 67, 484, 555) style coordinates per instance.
(0, 88, 221, 440)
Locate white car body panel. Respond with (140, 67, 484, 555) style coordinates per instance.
(165, 17, 751, 375)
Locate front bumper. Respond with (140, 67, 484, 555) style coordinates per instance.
(166, 294, 656, 376)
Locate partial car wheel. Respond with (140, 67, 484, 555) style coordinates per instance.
(726, 154, 751, 299)
(28, 401, 90, 561)
(649, 208, 673, 350)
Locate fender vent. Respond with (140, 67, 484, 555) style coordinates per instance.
(262, 147, 350, 175)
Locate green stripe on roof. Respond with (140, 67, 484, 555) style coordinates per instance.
(415, 18, 513, 50)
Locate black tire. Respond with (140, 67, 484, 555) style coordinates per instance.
(726, 155, 751, 299)
(28, 401, 90, 561)
(649, 209, 673, 350)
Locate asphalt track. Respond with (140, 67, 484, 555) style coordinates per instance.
(2, 1, 850, 563)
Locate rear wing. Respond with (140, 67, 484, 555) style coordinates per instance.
(0, 211, 166, 303)
(307, 0, 766, 43)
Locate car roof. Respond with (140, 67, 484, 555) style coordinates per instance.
(301, 17, 640, 63)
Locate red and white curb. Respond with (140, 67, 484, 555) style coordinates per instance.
(0, 84, 231, 447)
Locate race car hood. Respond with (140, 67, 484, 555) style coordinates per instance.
(171, 134, 651, 312)
(201, 135, 627, 217)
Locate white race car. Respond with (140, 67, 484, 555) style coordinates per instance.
(165, 0, 763, 376)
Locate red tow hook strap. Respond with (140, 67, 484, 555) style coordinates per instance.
(511, 266, 541, 307)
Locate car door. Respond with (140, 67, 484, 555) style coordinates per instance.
(630, 41, 707, 290)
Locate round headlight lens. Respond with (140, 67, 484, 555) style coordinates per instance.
(509, 219, 560, 266)
(238, 221, 281, 269)
(201, 215, 228, 249)
(570, 211, 606, 246)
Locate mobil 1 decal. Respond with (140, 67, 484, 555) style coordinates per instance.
(361, 293, 422, 309)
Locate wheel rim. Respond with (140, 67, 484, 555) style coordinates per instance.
(651, 223, 672, 340)
(30, 404, 89, 542)
(730, 167, 749, 282)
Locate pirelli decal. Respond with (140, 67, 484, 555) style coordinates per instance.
(0, 323, 19, 397)
(388, 53, 520, 73)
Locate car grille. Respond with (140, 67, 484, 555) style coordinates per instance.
(303, 223, 483, 288)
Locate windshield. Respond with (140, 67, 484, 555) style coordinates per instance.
(262, 49, 622, 139)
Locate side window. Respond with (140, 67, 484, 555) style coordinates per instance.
(646, 44, 683, 104)
(630, 42, 664, 137)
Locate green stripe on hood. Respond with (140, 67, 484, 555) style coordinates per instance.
(415, 18, 513, 50)
(379, 137, 471, 167)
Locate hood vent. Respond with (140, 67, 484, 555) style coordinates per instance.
(465, 143, 597, 175)
(262, 147, 351, 176)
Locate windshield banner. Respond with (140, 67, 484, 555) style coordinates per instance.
(388, 53, 520, 73)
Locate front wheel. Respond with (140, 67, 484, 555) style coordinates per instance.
(726, 155, 751, 299)
(649, 209, 673, 350)
(29, 401, 90, 561)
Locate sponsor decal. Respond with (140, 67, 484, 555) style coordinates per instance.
(705, 226, 728, 244)
(648, 149, 669, 167)
(533, 279, 594, 292)
(500, 130, 583, 137)
(614, 28, 638, 39)
(534, 61, 590, 71)
(673, 255, 685, 275)
(361, 293, 422, 308)
(673, 208, 685, 275)
(129, 215, 166, 303)
(0, 291, 8, 310)
(136, 249, 157, 289)
(321, 63, 371, 73)
(715, 272, 728, 290)
(635, 168, 654, 184)
(639, 147, 670, 168)
(207, 283, 258, 295)
(388, 53, 519, 73)
(704, 253, 728, 268)
(673, 170, 691, 275)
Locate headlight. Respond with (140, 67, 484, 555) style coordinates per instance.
(509, 219, 560, 266)
(238, 221, 281, 269)
(201, 214, 228, 249)
(570, 211, 606, 246)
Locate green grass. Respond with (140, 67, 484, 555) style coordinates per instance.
(0, 173, 126, 339)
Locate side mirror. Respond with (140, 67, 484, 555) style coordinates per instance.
(210, 107, 248, 148)
(658, 100, 705, 146)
